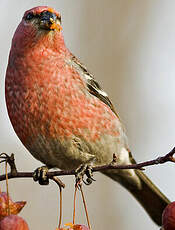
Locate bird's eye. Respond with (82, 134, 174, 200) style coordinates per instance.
(25, 12, 34, 20)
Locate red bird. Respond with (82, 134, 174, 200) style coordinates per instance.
(5, 6, 169, 226)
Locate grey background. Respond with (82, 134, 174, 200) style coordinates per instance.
(0, 0, 175, 229)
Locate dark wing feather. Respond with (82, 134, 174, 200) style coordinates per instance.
(70, 54, 119, 118)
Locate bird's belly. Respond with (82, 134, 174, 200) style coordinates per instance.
(5, 67, 126, 169)
(24, 127, 127, 170)
(25, 133, 95, 170)
(6, 89, 127, 170)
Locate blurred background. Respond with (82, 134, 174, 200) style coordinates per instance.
(0, 0, 175, 229)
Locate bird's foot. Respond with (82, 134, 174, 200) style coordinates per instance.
(33, 166, 49, 185)
(75, 164, 95, 186)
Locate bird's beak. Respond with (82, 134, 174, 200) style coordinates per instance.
(49, 18, 62, 32)
(40, 13, 62, 32)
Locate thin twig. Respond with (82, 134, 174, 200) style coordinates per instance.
(0, 147, 174, 182)
(0, 153, 18, 176)
(58, 187, 62, 229)
(5, 161, 10, 215)
(52, 176, 65, 189)
(52, 176, 65, 229)
(73, 185, 78, 225)
(79, 184, 91, 230)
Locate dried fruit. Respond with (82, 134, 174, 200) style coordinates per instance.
(0, 192, 26, 220)
(162, 201, 175, 230)
(0, 215, 29, 230)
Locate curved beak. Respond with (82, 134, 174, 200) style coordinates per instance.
(40, 12, 62, 32)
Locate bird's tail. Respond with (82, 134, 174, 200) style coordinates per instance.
(102, 169, 170, 226)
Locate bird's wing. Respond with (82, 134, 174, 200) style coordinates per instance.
(69, 54, 120, 119)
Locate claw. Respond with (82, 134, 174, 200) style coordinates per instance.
(75, 164, 95, 186)
(33, 166, 49, 185)
(75, 164, 87, 185)
(83, 178, 93, 185)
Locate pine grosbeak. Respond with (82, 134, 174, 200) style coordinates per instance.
(5, 6, 169, 226)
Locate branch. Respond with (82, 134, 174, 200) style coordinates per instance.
(0, 147, 174, 182)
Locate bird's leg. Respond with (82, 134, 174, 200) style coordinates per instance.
(75, 164, 95, 186)
(33, 166, 49, 185)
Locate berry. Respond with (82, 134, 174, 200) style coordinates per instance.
(162, 201, 175, 230)
(0, 215, 29, 230)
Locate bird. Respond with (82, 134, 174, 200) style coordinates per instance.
(5, 6, 169, 226)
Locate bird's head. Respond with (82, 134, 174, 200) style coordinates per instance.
(11, 6, 65, 53)
(23, 6, 62, 32)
